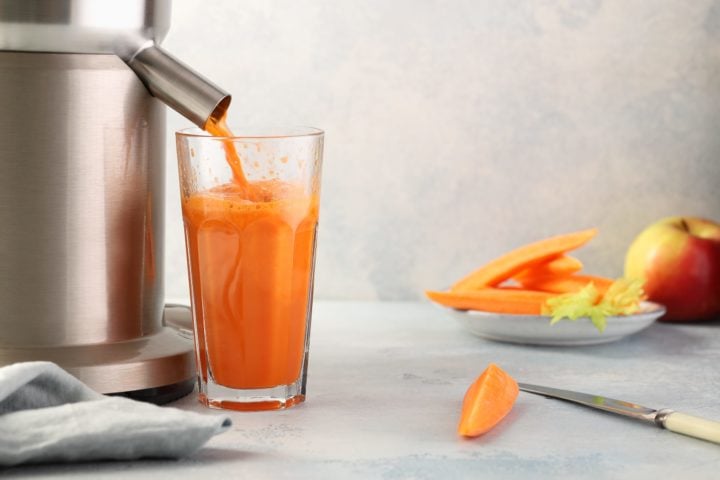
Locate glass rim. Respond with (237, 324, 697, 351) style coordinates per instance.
(176, 126, 324, 140)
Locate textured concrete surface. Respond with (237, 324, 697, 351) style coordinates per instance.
(6, 301, 720, 479)
(161, 0, 720, 301)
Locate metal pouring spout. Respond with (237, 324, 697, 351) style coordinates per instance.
(123, 42, 231, 129)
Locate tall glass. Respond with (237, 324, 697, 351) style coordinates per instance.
(175, 127, 323, 411)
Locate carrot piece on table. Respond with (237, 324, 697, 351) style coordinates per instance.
(451, 228, 598, 292)
(426, 288, 555, 315)
(458, 363, 519, 437)
(513, 255, 583, 281)
(518, 274, 614, 295)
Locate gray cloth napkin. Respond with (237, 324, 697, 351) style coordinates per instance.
(0, 361, 231, 467)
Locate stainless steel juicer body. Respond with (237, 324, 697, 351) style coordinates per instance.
(0, 0, 229, 397)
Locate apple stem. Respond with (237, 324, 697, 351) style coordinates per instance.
(680, 219, 690, 232)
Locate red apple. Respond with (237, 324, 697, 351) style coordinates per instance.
(624, 216, 720, 322)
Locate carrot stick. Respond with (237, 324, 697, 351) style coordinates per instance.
(426, 288, 555, 315)
(518, 274, 614, 294)
(513, 255, 583, 281)
(451, 229, 598, 292)
(458, 363, 519, 437)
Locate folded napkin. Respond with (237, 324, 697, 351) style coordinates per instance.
(0, 362, 231, 467)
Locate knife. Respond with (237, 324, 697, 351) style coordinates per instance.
(518, 383, 720, 444)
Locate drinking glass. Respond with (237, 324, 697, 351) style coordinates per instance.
(176, 126, 323, 411)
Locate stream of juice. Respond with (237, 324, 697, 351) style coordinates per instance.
(183, 115, 318, 389)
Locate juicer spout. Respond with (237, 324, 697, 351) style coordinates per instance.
(124, 43, 231, 129)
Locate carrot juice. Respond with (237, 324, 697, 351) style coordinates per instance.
(177, 120, 323, 410)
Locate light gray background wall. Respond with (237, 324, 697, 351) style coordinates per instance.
(163, 0, 720, 302)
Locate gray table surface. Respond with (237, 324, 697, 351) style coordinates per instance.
(5, 301, 720, 479)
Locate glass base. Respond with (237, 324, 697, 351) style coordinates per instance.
(198, 377, 306, 411)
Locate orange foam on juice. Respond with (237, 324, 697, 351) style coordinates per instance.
(184, 115, 318, 389)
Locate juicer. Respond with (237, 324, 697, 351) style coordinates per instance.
(0, 0, 228, 402)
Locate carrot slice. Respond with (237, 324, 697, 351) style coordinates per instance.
(513, 255, 583, 281)
(458, 363, 519, 437)
(451, 229, 598, 292)
(518, 274, 614, 294)
(426, 288, 555, 315)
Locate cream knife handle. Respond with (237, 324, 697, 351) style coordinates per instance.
(657, 410, 720, 444)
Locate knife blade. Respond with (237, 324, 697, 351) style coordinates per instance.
(518, 382, 720, 445)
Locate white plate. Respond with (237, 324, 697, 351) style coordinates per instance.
(445, 301, 666, 346)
